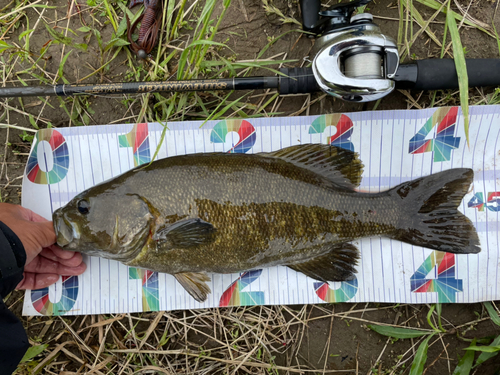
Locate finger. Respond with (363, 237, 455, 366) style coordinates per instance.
(42, 244, 75, 260)
(24, 256, 87, 275)
(47, 245, 80, 260)
(16, 273, 59, 290)
(40, 249, 84, 267)
(58, 252, 84, 267)
(39, 248, 59, 262)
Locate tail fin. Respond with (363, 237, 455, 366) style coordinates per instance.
(390, 168, 480, 254)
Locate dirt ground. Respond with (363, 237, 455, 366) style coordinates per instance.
(1, 0, 500, 374)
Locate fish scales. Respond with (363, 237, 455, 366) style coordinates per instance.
(111, 154, 397, 273)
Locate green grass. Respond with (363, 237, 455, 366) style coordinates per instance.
(369, 302, 500, 375)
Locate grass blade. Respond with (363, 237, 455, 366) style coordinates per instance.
(44, 23, 87, 51)
(409, 334, 434, 375)
(474, 335, 500, 368)
(446, 1, 469, 146)
(464, 346, 500, 353)
(452, 339, 475, 375)
(0, 40, 15, 53)
(20, 344, 48, 363)
(400, 1, 444, 59)
(397, 0, 404, 48)
(484, 302, 500, 327)
(103, 0, 118, 32)
(464, 344, 500, 353)
(367, 325, 431, 339)
(426, 305, 439, 332)
(416, 0, 494, 37)
(58, 51, 72, 84)
(436, 303, 444, 332)
(169, 0, 187, 40)
(493, 23, 500, 56)
(177, 40, 231, 80)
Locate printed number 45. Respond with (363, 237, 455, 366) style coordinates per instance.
(468, 192, 500, 212)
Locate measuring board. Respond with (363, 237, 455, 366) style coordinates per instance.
(21, 105, 500, 316)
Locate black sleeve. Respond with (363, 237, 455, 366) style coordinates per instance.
(0, 221, 30, 375)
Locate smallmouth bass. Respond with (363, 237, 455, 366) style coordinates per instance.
(53, 144, 480, 302)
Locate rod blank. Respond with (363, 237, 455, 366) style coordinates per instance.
(0, 68, 318, 98)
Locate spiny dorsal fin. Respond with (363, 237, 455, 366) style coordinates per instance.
(265, 144, 364, 190)
(287, 243, 359, 282)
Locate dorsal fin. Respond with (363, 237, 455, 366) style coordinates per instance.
(265, 144, 364, 190)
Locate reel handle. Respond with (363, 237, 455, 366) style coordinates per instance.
(300, 0, 374, 35)
(300, 0, 321, 33)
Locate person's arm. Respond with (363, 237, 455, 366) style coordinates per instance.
(0, 221, 26, 296)
(0, 221, 30, 375)
(0, 203, 87, 375)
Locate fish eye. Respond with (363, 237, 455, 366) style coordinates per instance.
(77, 199, 90, 215)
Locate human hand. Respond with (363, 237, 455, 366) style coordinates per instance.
(0, 203, 86, 290)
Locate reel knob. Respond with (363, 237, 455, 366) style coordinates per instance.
(350, 13, 373, 24)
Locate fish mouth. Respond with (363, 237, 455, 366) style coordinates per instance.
(53, 210, 79, 249)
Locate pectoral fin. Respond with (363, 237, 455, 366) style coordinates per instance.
(154, 219, 216, 248)
(287, 243, 359, 282)
(174, 272, 212, 302)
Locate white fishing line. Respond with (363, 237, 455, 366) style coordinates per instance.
(344, 52, 383, 79)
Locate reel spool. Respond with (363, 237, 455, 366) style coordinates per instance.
(343, 47, 384, 80)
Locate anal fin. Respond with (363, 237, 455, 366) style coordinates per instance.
(174, 272, 212, 302)
(287, 243, 359, 282)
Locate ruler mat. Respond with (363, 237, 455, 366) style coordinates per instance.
(21, 105, 500, 316)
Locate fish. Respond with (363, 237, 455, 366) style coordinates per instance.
(53, 144, 481, 302)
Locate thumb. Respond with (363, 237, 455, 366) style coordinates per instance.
(21, 220, 57, 265)
(24, 220, 57, 250)
(36, 220, 57, 247)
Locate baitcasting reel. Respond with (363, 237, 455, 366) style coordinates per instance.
(299, 0, 500, 102)
(301, 0, 399, 102)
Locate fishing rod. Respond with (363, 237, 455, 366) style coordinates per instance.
(0, 68, 318, 98)
(1, 0, 499, 102)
